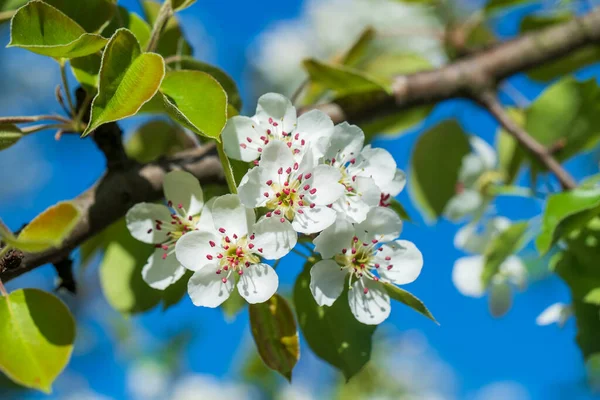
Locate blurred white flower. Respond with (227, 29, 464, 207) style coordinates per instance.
(536, 302, 571, 327)
(170, 374, 255, 400)
(127, 360, 169, 400)
(472, 381, 530, 400)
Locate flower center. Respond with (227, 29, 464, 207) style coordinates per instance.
(263, 167, 317, 222)
(206, 232, 263, 283)
(151, 200, 198, 260)
(241, 118, 309, 163)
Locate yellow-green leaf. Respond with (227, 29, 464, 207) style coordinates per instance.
(1, 202, 80, 253)
(8, 1, 108, 59)
(249, 294, 299, 381)
(83, 28, 165, 136)
(160, 70, 228, 139)
(482, 221, 528, 287)
(44, 0, 115, 33)
(172, 0, 197, 11)
(383, 283, 438, 323)
(303, 59, 389, 96)
(0, 124, 23, 151)
(0, 289, 75, 393)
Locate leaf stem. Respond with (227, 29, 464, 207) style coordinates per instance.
(59, 61, 76, 117)
(0, 115, 71, 124)
(21, 124, 72, 135)
(216, 140, 238, 194)
(146, 0, 173, 53)
(0, 278, 7, 297)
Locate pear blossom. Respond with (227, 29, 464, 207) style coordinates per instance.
(175, 194, 297, 307)
(222, 93, 333, 163)
(310, 207, 423, 325)
(444, 136, 499, 221)
(536, 302, 571, 327)
(379, 168, 407, 207)
(323, 122, 401, 223)
(238, 140, 345, 234)
(125, 171, 205, 290)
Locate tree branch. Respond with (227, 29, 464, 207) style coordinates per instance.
(1, 144, 225, 282)
(475, 91, 576, 190)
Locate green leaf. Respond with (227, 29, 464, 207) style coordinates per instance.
(536, 188, 600, 254)
(584, 288, 600, 306)
(0, 289, 75, 393)
(172, 0, 197, 11)
(340, 27, 375, 67)
(0, 124, 23, 151)
(293, 265, 376, 380)
(383, 283, 438, 323)
(160, 70, 228, 139)
(101, 7, 152, 49)
(125, 120, 189, 163)
(482, 221, 528, 287)
(70, 54, 102, 93)
(43, 0, 115, 33)
(249, 294, 299, 381)
(303, 59, 389, 96)
(485, 0, 532, 13)
(83, 28, 165, 136)
(387, 198, 411, 221)
(525, 78, 600, 168)
(8, 1, 108, 59)
(495, 108, 525, 183)
(520, 14, 600, 81)
(1, 202, 80, 253)
(362, 53, 432, 86)
(221, 288, 247, 320)
(168, 56, 242, 110)
(99, 219, 162, 314)
(572, 299, 600, 359)
(140, 0, 192, 58)
(409, 120, 471, 222)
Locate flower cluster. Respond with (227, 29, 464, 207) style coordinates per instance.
(125, 93, 422, 326)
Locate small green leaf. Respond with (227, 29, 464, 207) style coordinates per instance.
(409, 120, 471, 222)
(303, 59, 389, 96)
(44, 0, 116, 33)
(339, 27, 375, 66)
(536, 188, 600, 254)
(584, 288, 600, 306)
(572, 299, 600, 359)
(495, 108, 525, 183)
(140, 0, 192, 58)
(101, 7, 152, 49)
(0, 289, 75, 393)
(0, 124, 23, 151)
(1, 202, 80, 253)
(249, 294, 299, 381)
(83, 29, 165, 136)
(387, 198, 411, 221)
(482, 221, 528, 287)
(293, 265, 376, 380)
(70, 54, 102, 93)
(8, 1, 108, 59)
(125, 120, 189, 163)
(160, 70, 228, 139)
(172, 0, 197, 11)
(383, 283, 437, 323)
(362, 53, 432, 86)
(168, 56, 242, 110)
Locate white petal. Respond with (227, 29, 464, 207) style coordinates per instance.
(302, 165, 344, 205)
(222, 116, 263, 162)
(195, 197, 216, 230)
(309, 259, 347, 306)
(357, 146, 396, 190)
(188, 266, 234, 308)
(163, 170, 204, 217)
(458, 153, 486, 187)
(211, 194, 253, 238)
(386, 169, 407, 197)
(296, 109, 334, 158)
(348, 279, 391, 325)
(313, 216, 355, 259)
(258, 140, 295, 173)
(126, 203, 172, 244)
(324, 122, 364, 164)
(237, 263, 279, 304)
(336, 176, 381, 223)
(251, 217, 297, 260)
(255, 93, 297, 135)
(536, 303, 570, 326)
(444, 189, 483, 221)
(489, 280, 512, 318)
(454, 223, 479, 253)
(175, 230, 221, 271)
(452, 255, 485, 298)
(500, 256, 527, 289)
(142, 250, 186, 290)
(238, 167, 270, 208)
(355, 206, 402, 243)
(292, 205, 338, 234)
(470, 136, 497, 170)
(376, 240, 423, 285)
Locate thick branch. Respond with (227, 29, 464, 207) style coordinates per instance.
(310, 8, 600, 124)
(476, 91, 576, 190)
(1, 144, 225, 282)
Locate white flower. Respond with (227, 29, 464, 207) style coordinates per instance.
(238, 140, 345, 234)
(454, 217, 511, 255)
(536, 302, 571, 327)
(222, 93, 333, 163)
(444, 136, 498, 221)
(310, 207, 423, 325)
(323, 122, 401, 223)
(379, 168, 407, 207)
(175, 194, 297, 307)
(125, 171, 205, 290)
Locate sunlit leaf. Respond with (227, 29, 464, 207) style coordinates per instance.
(125, 119, 189, 163)
(83, 29, 165, 136)
(482, 221, 528, 287)
(8, 1, 108, 59)
(249, 294, 299, 381)
(0, 289, 75, 393)
(409, 120, 471, 222)
(160, 70, 228, 139)
(0, 124, 23, 151)
(383, 283, 437, 323)
(339, 27, 375, 67)
(303, 59, 389, 96)
(495, 108, 525, 184)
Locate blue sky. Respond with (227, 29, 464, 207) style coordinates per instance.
(0, 1, 599, 399)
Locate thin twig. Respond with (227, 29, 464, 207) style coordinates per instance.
(21, 124, 71, 135)
(0, 115, 71, 124)
(59, 62, 76, 116)
(477, 91, 576, 190)
(146, 0, 173, 53)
